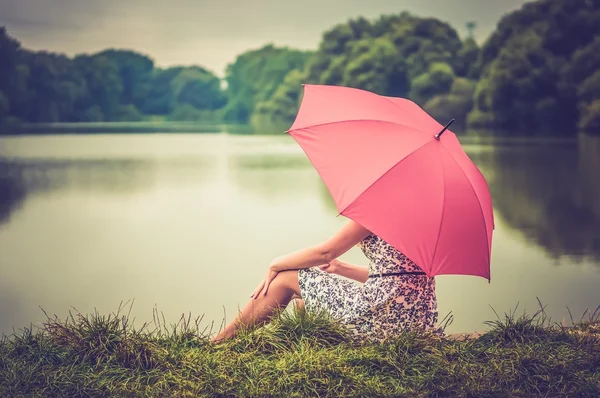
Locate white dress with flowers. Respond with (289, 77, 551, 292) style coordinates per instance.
(298, 234, 439, 341)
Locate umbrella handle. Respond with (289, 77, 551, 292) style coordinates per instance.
(434, 119, 455, 140)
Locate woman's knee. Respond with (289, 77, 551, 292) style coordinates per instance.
(274, 270, 301, 296)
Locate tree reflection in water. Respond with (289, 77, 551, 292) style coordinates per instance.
(0, 173, 27, 225)
(0, 158, 179, 226)
(474, 143, 600, 263)
(1, 142, 598, 263)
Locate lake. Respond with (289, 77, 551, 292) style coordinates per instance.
(0, 131, 599, 336)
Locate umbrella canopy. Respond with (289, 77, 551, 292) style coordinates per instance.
(287, 84, 494, 280)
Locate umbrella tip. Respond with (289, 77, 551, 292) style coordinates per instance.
(434, 119, 455, 140)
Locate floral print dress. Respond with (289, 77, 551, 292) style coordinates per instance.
(298, 234, 438, 342)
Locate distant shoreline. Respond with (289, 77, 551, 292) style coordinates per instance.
(0, 122, 256, 135)
(0, 123, 581, 147)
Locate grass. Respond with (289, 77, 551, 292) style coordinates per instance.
(0, 302, 599, 397)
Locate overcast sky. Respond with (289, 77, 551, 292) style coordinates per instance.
(0, 0, 531, 77)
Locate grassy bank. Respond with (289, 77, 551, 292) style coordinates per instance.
(1, 304, 599, 397)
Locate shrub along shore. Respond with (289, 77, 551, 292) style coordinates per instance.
(0, 304, 598, 397)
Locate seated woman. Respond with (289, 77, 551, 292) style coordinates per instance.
(211, 220, 438, 343)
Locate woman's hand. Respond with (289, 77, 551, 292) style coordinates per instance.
(318, 258, 343, 275)
(250, 266, 279, 299)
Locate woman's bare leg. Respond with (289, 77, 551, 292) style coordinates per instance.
(211, 270, 301, 343)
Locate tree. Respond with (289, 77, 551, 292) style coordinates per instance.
(455, 38, 481, 79)
(74, 54, 123, 121)
(96, 50, 154, 108)
(15, 51, 88, 122)
(171, 67, 226, 111)
(257, 12, 473, 130)
(0, 27, 28, 125)
(116, 104, 144, 122)
(140, 67, 183, 115)
(0, 28, 229, 126)
(579, 100, 600, 134)
(469, 0, 600, 135)
(342, 38, 404, 95)
(423, 77, 476, 132)
(306, 12, 466, 103)
(409, 62, 455, 105)
(221, 45, 313, 122)
(0, 27, 20, 98)
(0, 90, 9, 130)
(251, 69, 307, 132)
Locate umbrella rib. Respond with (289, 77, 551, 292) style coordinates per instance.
(338, 140, 437, 216)
(439, 144, 492, 269)
(429, 145, 446, 273)
(288, 119, 430, 135)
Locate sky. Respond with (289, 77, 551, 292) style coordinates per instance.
(0, 0, 531, 77)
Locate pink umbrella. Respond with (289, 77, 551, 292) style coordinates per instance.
(287, 84, 494, 280)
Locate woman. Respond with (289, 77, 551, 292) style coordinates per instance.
(211, 219, 438, 343)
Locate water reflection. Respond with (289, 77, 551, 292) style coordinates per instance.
(0, 134, 599, 337)
(578, 135, 600, 217)
(226, 151, 371, 215)
(0, 157, 217, 226)
(227, 153, 340, 212)
(1, 159, 157, 192)
(227, 153, 313, 198)
(0, 282, 21, 333)
(0, 175, 27, 225)
(476, 144, 600, 262)
(1, 137, 599, 260)
(227, 142, 600, 262)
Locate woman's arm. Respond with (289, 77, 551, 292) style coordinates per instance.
(269, 220, 371, 272)
(320, 259, 369, 283)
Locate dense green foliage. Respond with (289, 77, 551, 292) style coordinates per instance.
(469, 0, 600, 135)
(253, 13, 480, 132)
(1, 0, 599, 135)
(0, 27, 228, 127)
(220, 45, 312, 123)
(0, 305, 598, 396)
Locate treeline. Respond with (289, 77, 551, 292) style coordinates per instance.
(253, 0, 600, 136)
(0, 38, 225, 126)
(1, 0, 599, 136)
(0, 28, 312, 132)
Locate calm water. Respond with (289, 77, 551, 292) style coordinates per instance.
(0, 132, 599, 336)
